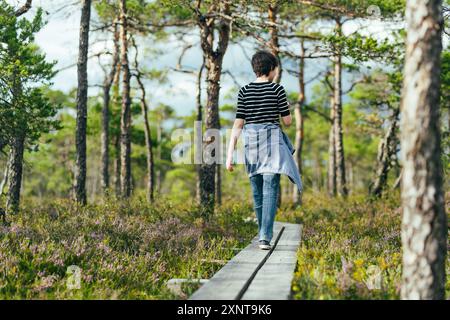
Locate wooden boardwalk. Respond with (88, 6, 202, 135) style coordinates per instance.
(189, 221, 302, 300)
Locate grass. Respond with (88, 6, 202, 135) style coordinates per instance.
(1, 191, 448, 300)
(0, 196, 257, 299)
(278, 191, 450, 300)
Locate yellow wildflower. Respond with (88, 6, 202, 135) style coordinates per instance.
(354, 258, 364, 268)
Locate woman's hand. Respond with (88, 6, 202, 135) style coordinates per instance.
(226, 156, 234, 172)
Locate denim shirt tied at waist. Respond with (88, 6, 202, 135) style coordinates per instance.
(242, 123, 303, 193)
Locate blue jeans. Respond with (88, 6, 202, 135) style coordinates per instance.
(249, 173, 280, 242)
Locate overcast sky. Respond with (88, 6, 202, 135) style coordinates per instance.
(8, 0, 419, 118)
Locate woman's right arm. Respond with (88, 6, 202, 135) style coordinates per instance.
(281, 114, 292, 126)
(226, 119, 244, 172)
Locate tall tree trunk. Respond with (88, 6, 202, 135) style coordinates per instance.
(6, 46, 25, 214)
(74, 0, 91, 205)
(268, 1, 282, 83)
(216, 110, 222, 206)
(137, 79, 155, 203)
(101, 21, 120, 194)
(333, 18, 348, 197)
(400, 0, 446, 300)
(327, 95, 337, 196)
(268, 1, 283, 207)
(196, 57, 205, 203)
(198, 3, 230, 215)
(119, 0, 132, 198)
(369, 108, 400, 198)
(293, 40, 305, 205)
(0, 151, 11, 196)
(114, 135, 121, 196)
(199, 56, 221, 212)
(313, 152, 322, 191)
(215, 163, 222, 205)
(112, 55, 122, 197)
(156, 122, 162, 194)
(6, 133, 25, 214)
(133, 41, 155, 203)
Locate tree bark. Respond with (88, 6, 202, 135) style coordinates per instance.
(137, 77, 155, 203)
(112, 59, 122, 197)
(14, 0, 32, 17)
(0, 151, 11, 196)
(293, 40, 305, 205)
(333, 18, 348, 197)
(327, 95, 337, 196)
(313, 151, 322, 191)
(74, 0, 91, 205)
(196, 57, 205, 203)
(216, 101, 222, 207)
(6, 133, 25, 214)
(101, 21, 120, 194)
(215, 163, 222, 205)
(156, 121, 162, 194)
(400, 0, 446, 300)
(369, 107, 400, 198)
(268, 1, 282, 83)
(113, 134, 121, 196)
(268, 1, 283, 207)
(119, 0, 132, 198)
(199, 56, 221, 212)
(198, 3, 230, 215)
(133, 41, 155, 203)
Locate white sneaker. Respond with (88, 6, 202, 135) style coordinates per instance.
(258, 240, 271, 250)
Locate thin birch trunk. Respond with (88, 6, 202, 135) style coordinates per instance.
(0, 152, 11, 196)
(133, 40, 155, 203)
(293, 40, 305, 205)
(157, 121, 162, 194)
(119, 0, 132, 198)
(101, 20, 120, 194)
(196, 57, 205, 203)
(332, 20, 348, 197)
(268, 1, 283, 207)
(369, 108, 400, 198)
(327, 95, 337, 196)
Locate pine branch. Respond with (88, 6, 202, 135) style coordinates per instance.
(15, 0, 32, 17)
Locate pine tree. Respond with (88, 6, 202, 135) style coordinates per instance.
(0, 2, 59, 214)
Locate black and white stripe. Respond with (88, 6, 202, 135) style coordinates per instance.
(235, 81, 290, 124)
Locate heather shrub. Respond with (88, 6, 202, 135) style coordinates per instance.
(278, 191, 450, 299)
(0, 197, 256, 299)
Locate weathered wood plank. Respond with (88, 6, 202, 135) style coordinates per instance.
(189, 221, 301, 300)
(189, 224, 282, 300)
(242, 223, 302, 300)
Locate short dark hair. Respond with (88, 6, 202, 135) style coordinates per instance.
(251, 50, 278, 77)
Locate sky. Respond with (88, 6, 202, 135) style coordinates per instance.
(7, 0, 418, 119)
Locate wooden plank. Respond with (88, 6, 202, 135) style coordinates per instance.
(188, 222, 301, 300)
(242, 222, 302, 300)
(189, 223, 283, 300)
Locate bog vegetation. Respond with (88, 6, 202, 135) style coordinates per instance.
(0, 0, 448, 300)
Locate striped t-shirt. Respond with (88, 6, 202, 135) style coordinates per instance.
(235, 81, 290, 124)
